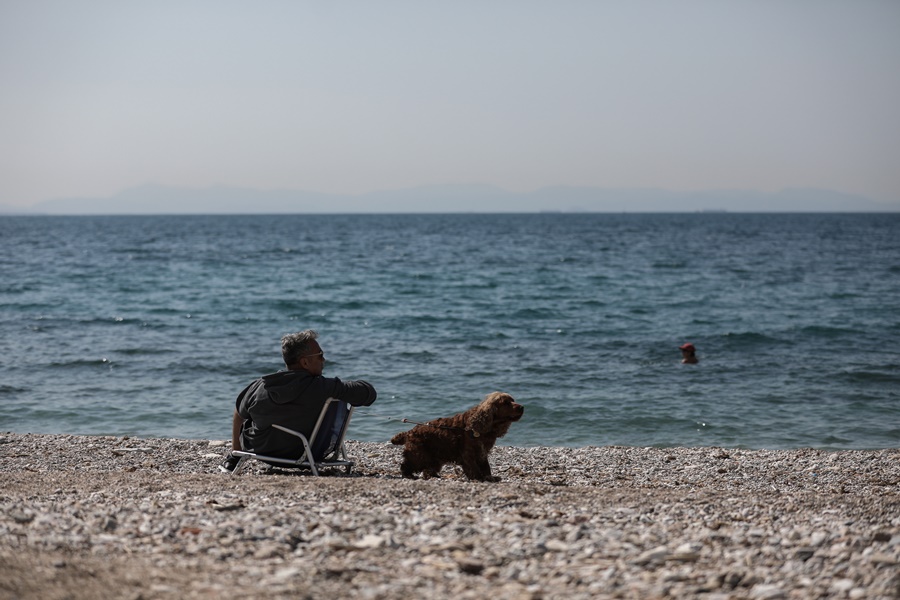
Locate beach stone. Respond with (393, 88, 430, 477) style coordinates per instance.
(830, 578, 856, 593)
(1, 434, 898, 599)
(671, 542, 702, 561)
(750, 583, 787, 599)
(869, 552, 897, 565)
(354, 534, 392, 549)
(253, 543, 287, 559)
(632, 546, 669, 566)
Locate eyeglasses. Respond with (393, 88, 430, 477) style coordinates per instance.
(302, 352, 324, 360)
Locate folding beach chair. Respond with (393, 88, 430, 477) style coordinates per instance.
(230, 398, 356, 476)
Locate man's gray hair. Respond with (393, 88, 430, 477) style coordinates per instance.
(281, 330, 318, 367)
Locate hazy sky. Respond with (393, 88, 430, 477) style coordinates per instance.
(2, 1, 899, 209)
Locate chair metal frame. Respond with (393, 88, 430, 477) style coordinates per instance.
(230, 398, 356, 476)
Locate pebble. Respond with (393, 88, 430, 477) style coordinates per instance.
(0, 433, 898, 599)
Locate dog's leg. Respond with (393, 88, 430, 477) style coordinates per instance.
(399, 460, 417, 479)
(459, 445, 499, 482)
(400, 451, 445, 480)
(477, 458, 501, 482)
(481, 466, 501, 483)
(459, 457, 496, 482)
(399, 450, 423, 479)
(477, 447, 501, 482)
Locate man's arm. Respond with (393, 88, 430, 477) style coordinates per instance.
(333, 379, 377, 407)
(231, 409, 243, 451)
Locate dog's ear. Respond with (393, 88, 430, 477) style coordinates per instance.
(467, 402, 494, 437)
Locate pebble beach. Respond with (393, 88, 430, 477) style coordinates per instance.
(1, 433, 898, 599)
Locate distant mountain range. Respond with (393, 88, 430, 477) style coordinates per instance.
(3, 184, 896, 215)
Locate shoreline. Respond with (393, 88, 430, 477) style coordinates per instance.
(2, 433, 898, 599)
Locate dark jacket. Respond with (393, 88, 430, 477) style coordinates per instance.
(236, 369, 376, 458)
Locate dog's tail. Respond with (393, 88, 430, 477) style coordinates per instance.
(390, 431, 408, 445)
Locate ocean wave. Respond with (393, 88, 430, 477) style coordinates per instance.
(833, 369, 900, 384)
(115, 347, 177, 356)
(795, 324, 858, 338)
(652, 260, 688, 269)
(720, 331, 783, 347)
(0, 384, 28, 394)
(47, 358, 116, 369)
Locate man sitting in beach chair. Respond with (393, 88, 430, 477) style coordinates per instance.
(221, 330, 377, 474)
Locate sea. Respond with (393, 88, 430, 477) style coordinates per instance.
(1, 212, 898, 450)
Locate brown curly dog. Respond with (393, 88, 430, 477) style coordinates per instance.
(390, 391, 524, 482)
